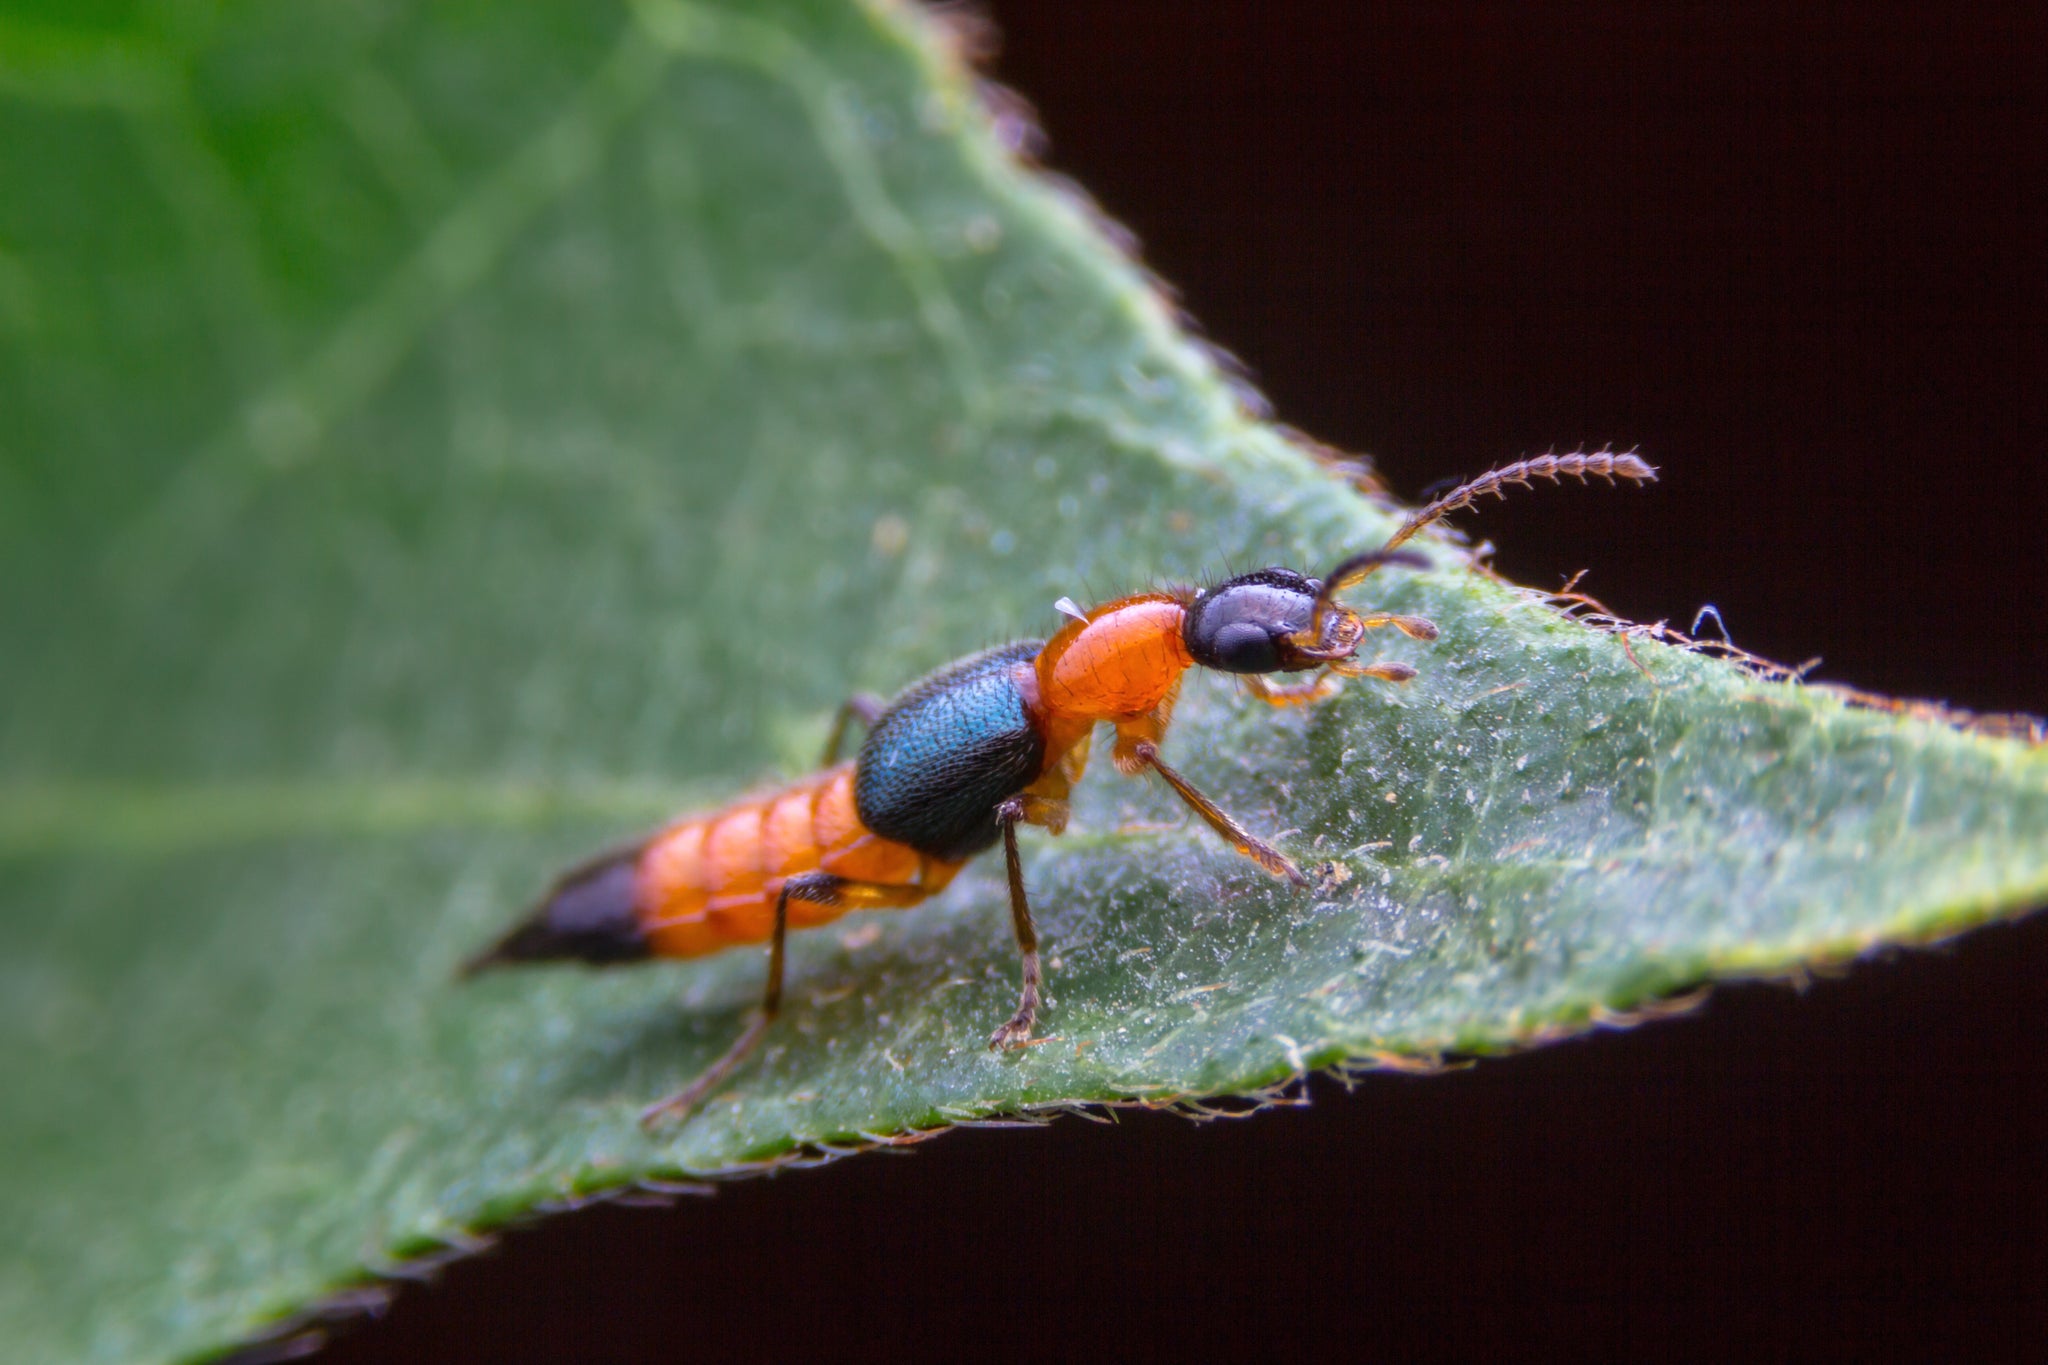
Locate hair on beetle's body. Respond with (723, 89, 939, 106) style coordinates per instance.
(468, 452, 1656, 1125)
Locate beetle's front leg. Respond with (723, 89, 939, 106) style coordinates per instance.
(1119, 737, 1307, 887)
(1329, 658, 1420, 684)
(1355, 612, 1439, 641)
(1244, 670, 1341, 707)
(1243, 659, 1415, 707)
(1109, 683, 1180, 775)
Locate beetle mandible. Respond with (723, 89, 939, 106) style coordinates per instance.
(467, 452, 1656, 1125)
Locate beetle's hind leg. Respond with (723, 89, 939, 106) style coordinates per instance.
(639, 870, 932, 1128)
(822, 694, 886, 764)
(639, 874, 814, 1129)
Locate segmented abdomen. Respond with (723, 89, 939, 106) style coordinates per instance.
(634, 762, 945, 957)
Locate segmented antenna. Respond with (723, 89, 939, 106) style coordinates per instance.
(1321, 449, 1658, 601)
(1382, 449, 1657, 556)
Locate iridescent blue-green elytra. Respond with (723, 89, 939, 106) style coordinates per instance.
(854, 641, 1047, 862)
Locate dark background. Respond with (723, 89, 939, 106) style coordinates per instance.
(319, 4, 2048, 1360)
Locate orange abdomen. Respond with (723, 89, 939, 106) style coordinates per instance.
(633, 763, 939, 958)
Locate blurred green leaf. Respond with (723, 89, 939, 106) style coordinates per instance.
(3, 2, 2045, 1361)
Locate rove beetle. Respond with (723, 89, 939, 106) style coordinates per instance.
(468, 452, 1655, 1125)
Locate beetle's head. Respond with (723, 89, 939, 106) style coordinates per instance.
(1183, 551, 1428, 676)
(1182, 568, 1319, 675)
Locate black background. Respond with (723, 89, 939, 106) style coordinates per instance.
(318, 4, 2048, 1360)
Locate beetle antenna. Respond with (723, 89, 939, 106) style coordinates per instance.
(1318, 449, 1658, 603)
(1311, 547, 1429, 601)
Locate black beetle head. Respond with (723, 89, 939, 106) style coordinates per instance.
(1182, 568, 1327, 674)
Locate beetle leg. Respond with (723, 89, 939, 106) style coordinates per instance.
(1245, 669, 1341, 707)
(988, 795, 1043, 1051)
(1128, 740, 1308, 887)
(821, 693, 887, 764)
(1108, 682, 1182, 775)
(1015, 791, 1071, 835)
(1355, 612, 1438, 641)
(1328, 657, 1419, 684)
(640, 870, 931, 1128)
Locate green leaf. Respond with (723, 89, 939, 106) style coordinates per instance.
(2, 2, 2044, 1361)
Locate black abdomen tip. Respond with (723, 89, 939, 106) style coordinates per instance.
(462, 847, 650, 975)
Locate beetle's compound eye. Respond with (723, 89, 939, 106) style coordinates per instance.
(1206, 620, 1282, 673)
(1183, 570, 1317, 675)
